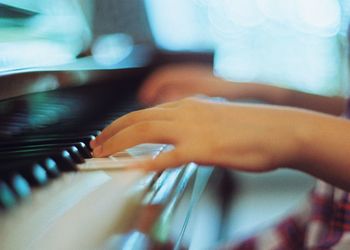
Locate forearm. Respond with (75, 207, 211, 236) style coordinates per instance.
(222, 82, 347, 115)
(291, 112, 350, 191)
(282, 88, 346, 116)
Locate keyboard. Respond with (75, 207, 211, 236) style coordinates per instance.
(0, 79, 216, 249)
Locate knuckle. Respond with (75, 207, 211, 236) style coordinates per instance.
(95, 132, 109, 143)
(183, 97, 194, 102)
(124, 109, 145, 123)
(182, 97, 198, 107)
(134, 121, 154, 133)
(102, 141, 113, 154)
(126, 110, 140, 120)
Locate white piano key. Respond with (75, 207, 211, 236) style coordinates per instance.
(77, 144, 168, 171)
(0, 171, 111, 250)
(0, 170, 157, 250)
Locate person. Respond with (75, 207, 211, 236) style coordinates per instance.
(89, 62, 350, 249)
(91, 62, 350, 189)
(90, 1, 350, 248)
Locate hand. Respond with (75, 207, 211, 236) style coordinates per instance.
(91, 97, 303, 172)
(138, 64, 233, 105)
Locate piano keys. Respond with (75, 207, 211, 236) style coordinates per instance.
(0, 72, 143, 202)
(0, 66, 227, 249)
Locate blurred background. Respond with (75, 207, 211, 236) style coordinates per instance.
(1, 0, 349, 95)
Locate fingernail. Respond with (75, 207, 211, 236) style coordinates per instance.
(93, 145, 102, 157)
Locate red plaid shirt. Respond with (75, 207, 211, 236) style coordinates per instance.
(219, 100, 350, 250)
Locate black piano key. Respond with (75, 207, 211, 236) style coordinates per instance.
(0, 142, 92, 159)
(0, 146, 85, 164)
(66, 146, 85, 164)
(0, 150, 77, 172)
(50, 150, 77, 171)
(74, 142, 92, 158)
(0, 181, 17, 209)
(5, 173, 31, 198)
(0, 158, 60, 180)
(45, 142, 91, 159)
(41, 158, 60, 178)
(21, 163, 48, 186)
(0, 161, 48, 186)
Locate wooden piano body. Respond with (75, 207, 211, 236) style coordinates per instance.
(0, 47, 234, 249)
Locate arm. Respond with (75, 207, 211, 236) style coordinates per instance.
(292, 112, 350, 191)
(91, 97, 350, 191)
(139, 63, 347, 115)
(227, 82, 347, 116)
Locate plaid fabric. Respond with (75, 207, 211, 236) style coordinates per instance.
(218, 100, 350, 250)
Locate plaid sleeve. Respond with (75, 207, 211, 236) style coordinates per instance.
(217, 214, 307, 250)
(217, 180, 350, 250)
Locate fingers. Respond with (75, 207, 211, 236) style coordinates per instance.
(138, 64, 192, 104)
(157, 100, 182, 108)
(138, 63, 214, 105)
(150, 85, 186, 105)
(93, 121, 177, 157)
(139, 81, 184, 105)
(90, 98, 201, 149)
(138, 71, 169, 104)
(91, 107, 172, 148)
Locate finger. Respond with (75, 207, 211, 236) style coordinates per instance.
(140, 81, 184, 105)
(152, 86, 188, 104)
(93, 121, 177, 157)
(156, 99, 184, 108)
(139, 69, 187, 104)
(153, 97, 198, 110)
(138, 73, 170, 104)
(91, 108, 172, 148)
(129, 149, 187, 171)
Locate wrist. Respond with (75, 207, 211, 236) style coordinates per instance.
(286, 110, 335, 171)
(287, 112, 315, 170)
(216, 81, 255, 100)
(220, 82, 290, 104)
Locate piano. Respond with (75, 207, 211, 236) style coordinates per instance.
(0, 1, 234, 249)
